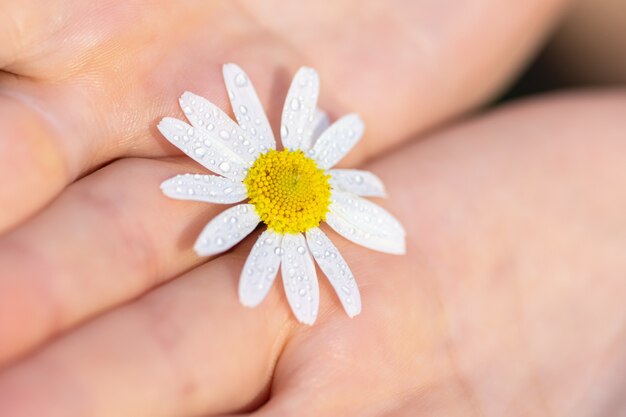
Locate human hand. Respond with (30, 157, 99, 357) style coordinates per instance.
(6, 1, 623, 417)
(2, 88, 625, 416)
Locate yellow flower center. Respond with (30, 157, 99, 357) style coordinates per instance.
(244, 149, 331, 234)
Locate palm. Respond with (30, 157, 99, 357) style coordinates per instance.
(1, 1, 624, 416)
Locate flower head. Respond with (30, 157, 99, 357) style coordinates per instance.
(158, 64, 406, 324)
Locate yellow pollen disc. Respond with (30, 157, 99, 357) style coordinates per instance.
(244, 149, 331, 234)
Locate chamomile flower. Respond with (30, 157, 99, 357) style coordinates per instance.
(158, 64, 406, 324)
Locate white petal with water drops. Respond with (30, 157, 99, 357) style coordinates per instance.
(160, 174, 247, 204)
(280, 67, 320, 151)
(179, 91, 261, 164)
(310, 114, 364, 169)
(310, 108, 330, 145)
(326, 191, 406, 254)
(306, 228, 361, 318)
(281, 233, 319, 325)
(239, 230, 283, 307)
(222, 63, 276, 153)
(158, 117, 247, 181)
(329, 169, 386, 197)
(194, 204, 260, 257)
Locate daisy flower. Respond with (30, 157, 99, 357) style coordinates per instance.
(158, 64, 406, 324)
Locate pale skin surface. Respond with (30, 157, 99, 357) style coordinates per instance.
(0, 0, 625, 416)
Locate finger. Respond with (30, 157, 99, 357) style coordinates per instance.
(0, 157, 215, 363)
(0, 87, 73, 233)
(0, 0, 569, 232)
(0, 0, 64, 69)
(0, 250, 294, 417)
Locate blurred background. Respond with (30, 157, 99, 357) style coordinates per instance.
(505, 0, 625, 100)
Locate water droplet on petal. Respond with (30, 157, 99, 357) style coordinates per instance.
(297, 246, 306, 255)
(239, 105, 248, 115)
(280, 124, 289, 138)
(290, 98, 301, 111)
(219, 161, 231, 172)
(219, 130, 230, 140)
(235, 73, 247, 86)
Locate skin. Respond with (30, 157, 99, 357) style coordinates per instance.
(0, 0, 624, 416)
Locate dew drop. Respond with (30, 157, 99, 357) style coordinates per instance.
(239, 105, 248, 115)
(274, 247, 284, 256)
(290, 98, 301, 111)
(223, 187, 233, 195)
(297, 246, 306, 255)
(219, 130, 230, 140)
(280, 124, 289, 138)
(219, 161, 231, 172)
(234, 73, 247, 86)
(194, 147, 206, 157)
(354, 175, 364, 184)
(298, 288, 307, 296)
(215, 237, 225, 246)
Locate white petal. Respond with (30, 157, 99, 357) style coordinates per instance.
(179, 92, 263, 163)
(222, 63, 276, 152)
(310, 108, 330, 144)
(310, 114, 364, 169)
(306, 228, 361, 318)
(281, 233, 319, 325)
(158, 117, 247, 181)
(239, 230, 282, 307)
(194, 204, 260, 256)
(161, 174, 247, 204)
(280, 67, 320, 151)
(326, 191, 406, 255)
(329, 169, 386, 197)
